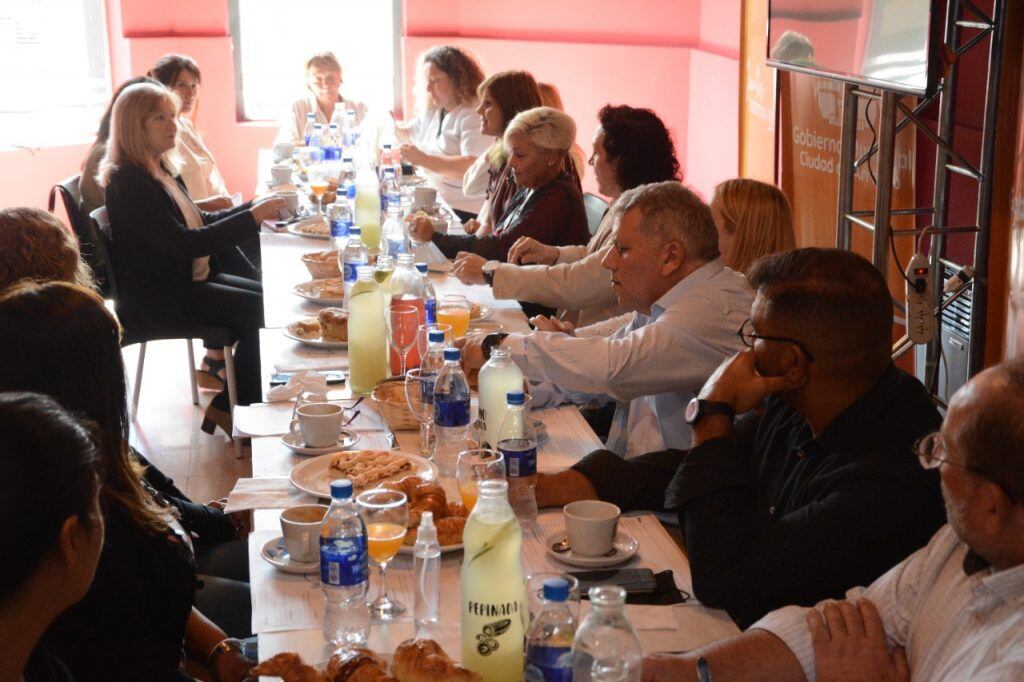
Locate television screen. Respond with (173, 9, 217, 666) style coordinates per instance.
(767, 0, 938, 96)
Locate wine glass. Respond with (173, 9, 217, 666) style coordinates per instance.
(437, 294, 471, 338)
(404, 368, 435, 457)
(417, 322, 453, 358)
(385, 305, 419, 376)
(356, 489, 408, 621)
(456, 449, 505, 512)
(309, 166, 329, 215)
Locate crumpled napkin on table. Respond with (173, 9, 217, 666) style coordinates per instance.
(224, 476, 317, 513)
(265, 370, 328, 403)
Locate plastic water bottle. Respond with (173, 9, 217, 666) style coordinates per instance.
(478, 347, 524, 450)
(341, 226, 369, 306)
(325, 123, 342, 161)
(329, 201, 353, 252)
(418, 328, 446, 413)
(526, 578, 577, 682)
(496, 390, 537, 527)
(320, 478, 370, 647)
(302, 112, 316, 146)
(413, 511, 441, 632)
(433, 348, 470, 476)
(343, 109, 358, 146)
(339, 154, 356, 192)
(382, 167, 402, 211)
(381, 205, 410, 259)
(309, 123, 324, 150)
(571, 586, 642, 682)
(415, 262, 438, 324)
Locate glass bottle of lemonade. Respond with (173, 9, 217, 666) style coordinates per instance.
(354, 163, 382, 251)
(461, 479, 526, 681)
(348, 265, 387, 394)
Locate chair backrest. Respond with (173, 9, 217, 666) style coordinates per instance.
(46, 175, 83, 236)
(88, 206, 117, 300)
(48, 175, 113, 296)
(583, 192, 609, 236)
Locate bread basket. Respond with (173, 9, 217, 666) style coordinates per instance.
(301, 250, 341, 279)
(371, 378, 419, 431)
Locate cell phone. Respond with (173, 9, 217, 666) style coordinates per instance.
(570, 568, 659, 595)
(270, 370, 345, 386)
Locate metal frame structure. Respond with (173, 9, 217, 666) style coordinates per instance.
(835, 0, 1007, 402)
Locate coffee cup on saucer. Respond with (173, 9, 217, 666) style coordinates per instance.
(280, 504, 328, 563)
(564, 500, 620, 557)
(289, 402, 342, 448)
(412, 186, 437, 210)
(273, 141, 295, 163)
(275, 190, 300, 217)
(271, 163, 293, 186)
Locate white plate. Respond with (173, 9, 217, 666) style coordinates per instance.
(289, 451, 438, 498)
(284, 320, 347, 349)
(544, 529, 639, 568)
(260, 536, 320, 575)
(397, 541, 463, 555)
(287, 220, 331, 240)
(281, 428, 360, 455)
(293, 279, 346, 306)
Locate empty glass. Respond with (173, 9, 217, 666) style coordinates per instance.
(417, 322, 453, 358)
(404, 368, 435, 457)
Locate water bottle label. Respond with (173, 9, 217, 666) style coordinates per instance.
(525, 646, 573, 682)
(320, 535, 368, 586)
(500, 446, 536, 478)
(418, 372, 437, 404)
(342, 261, 361, 283)
(434, 395, 470, 427)
(425, 299, 437, 324)
(331, 220, 351, 238)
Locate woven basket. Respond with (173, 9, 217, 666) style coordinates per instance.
(371, 378, 419, 431)
(302, 250, 341, 279)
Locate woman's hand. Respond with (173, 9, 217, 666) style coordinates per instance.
(531, 315, 575, 335)
(197, 195, 235, 211)
(463, 218, 481, 235)
(399, 143, 427, 166)
(408, 217, 435, 243)
(250, 196, 287, 224)
(214, 648, 256, 682)
(451, 252, 488, 285)
(508, 237, 559, 265)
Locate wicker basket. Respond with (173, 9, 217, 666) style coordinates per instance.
(301, 250, 341, 279)
(371, 378, 419, 431)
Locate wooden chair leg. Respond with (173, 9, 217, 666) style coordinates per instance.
(186, 339, 199, 405)
(223, 344, 244, 459)
(131, 342, 146, 421)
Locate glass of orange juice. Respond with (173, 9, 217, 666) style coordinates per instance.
(356, 488, 408, 621)
(437, 294, 471, 338)
(309, 166, 330, 215)
(456, 449, 505, 512)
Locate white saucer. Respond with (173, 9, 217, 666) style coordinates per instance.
(544, 529, 639, 568)
(260, 536, 320, 574)
(281, 428, 360, 455)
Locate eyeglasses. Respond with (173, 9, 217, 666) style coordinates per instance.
(914, 432, 972, 471)
(737, 319, 815, 362)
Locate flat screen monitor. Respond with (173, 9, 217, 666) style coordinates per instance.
(766, 0, 940, 96)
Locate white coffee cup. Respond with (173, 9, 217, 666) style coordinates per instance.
(564, 500, 620, 557)
(273, 141, 295, 163)
(289, 402, 342, 448)
(280, 504, 327, 563)
(275, 190, 300, 217)
(412, 186, 437, 209)
(271, 163, 293, 186)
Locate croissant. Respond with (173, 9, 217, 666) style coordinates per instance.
(390, 639, 481, 682)
(445, 502, 469, 519)
(435, 516, 466, 546)
(250, 652, 328, 682)
(328, 648, 396, 681)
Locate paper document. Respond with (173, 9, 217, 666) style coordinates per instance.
(249, 530, 325, 633)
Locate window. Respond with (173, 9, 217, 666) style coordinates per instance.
(230, 0, 400, 122)
(0, 0, 110, 147)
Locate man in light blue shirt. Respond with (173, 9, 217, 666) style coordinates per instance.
(460, 181, 751, 458)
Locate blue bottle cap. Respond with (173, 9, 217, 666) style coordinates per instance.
(428, 330, 446, 343)
(415, 262, 429, 274)
(349, 226, 361, 235)
(542, 578, 570, 602)
(330, 479, 353, 499)
(444, 348, 461, 362)
(506, 390, 525, 406)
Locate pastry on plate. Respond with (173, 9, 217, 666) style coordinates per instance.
(318, 307, 348, 342)
(293, 319, 322, 339)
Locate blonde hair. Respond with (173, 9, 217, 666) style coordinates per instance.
(305, 51, 342, 75)
(537, 82, 565, 111)
(97, 82, 180, 186)
(504, 106, 576, 153)
(712, 179, 796, 275)
(0, 208, 94, 291)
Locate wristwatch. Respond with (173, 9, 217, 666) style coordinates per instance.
(207, 637, 243, 668)
(684, 398, 735, 425)
(482, 260, 499, 286)
(481, 332, 509, 360)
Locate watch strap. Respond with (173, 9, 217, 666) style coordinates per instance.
(481, 332, 508, 360)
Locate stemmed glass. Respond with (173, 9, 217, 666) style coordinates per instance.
(404, 368, 435, 458)
(309, 166, 329, 215)
(417, 322, 453, 358)
(356, 489, 408, 621)
(385, 305, 419, 375)
(437, 294, 471, 338)
(456, 449, 505, 512)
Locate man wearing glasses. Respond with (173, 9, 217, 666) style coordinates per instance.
(538, 248, 946, 627)
(643, 357, 1024, 681)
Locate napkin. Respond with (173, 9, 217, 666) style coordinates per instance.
(224, 476, 316, 513)
(266, 370, 328, 403)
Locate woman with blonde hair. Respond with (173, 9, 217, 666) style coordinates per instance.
(410, 106, 588, 260)
(710, 178, 796, 275)
(278, 51, 367, 144)
(395, 45, 491, 220)
(100, 82, 284, 429)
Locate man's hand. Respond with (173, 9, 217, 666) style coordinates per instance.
(536, 470, 598, 508)
(451, 252, 488, 285)
(463, 218, 481, 235)
(530, 315, 575, 335)
(699, 350, 804, 415)
(399, 142, 427, 166)
(508, 236, 559, 265)
(408, 216, 435, 243)
(809, 599, 909, 682)
(454, 332, 489, 373)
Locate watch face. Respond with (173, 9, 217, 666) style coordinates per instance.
(685, 398, 701, 424)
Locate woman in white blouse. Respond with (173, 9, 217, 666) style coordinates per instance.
(394, 45, 491, 220)
(277, 52, 367, 145)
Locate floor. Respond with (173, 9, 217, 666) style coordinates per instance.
(125, 339, 250, 503)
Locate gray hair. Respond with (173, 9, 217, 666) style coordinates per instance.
(503, 106, 576, 152)
(613, 181, 719, 262)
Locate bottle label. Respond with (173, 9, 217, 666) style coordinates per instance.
(525, 646, 573, 682)
(319, 535, 368, 586)
(418, 371, 437, 404)
(425, 299, 437, 324)
(434, 395, 470, 427)
(342, 261, 361, 283)
(500, 445, 537, 478)
(331, 220, 351, 238)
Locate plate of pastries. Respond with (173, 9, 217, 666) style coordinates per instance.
(250, 638, 481, 681)
(285, 308, 349, 348)
(293, 278, 346, 306)
(379, 475, 467, 553)
(289, 450, 437, 498)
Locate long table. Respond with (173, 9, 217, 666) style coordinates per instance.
(245, 161, 740, 673)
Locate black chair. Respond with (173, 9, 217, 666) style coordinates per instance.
(89, 207, 240, 452)
(583, 192, 609, 236)
(48, 174, 113, 296)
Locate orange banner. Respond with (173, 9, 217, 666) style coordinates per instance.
(740, 0, 778, 183)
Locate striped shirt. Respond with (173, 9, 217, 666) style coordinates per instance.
(753, 525, 1024, 681)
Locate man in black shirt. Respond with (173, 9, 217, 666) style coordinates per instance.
(537, 248, 945, 627)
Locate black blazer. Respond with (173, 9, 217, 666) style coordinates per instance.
(105, 162, 257, 309)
